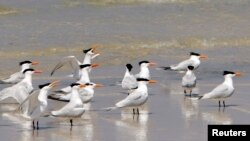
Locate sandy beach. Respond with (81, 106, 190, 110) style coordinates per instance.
(0, 0, 250, 141)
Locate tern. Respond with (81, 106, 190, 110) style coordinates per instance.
(135, 61, 157, 79)
(0, 68, 42, 115)
(106, 78, 157, 115)
(16, 81, 59, 129)
(49, 82, 103, 103)
(0, 60, 39, 84)
(199, 71, 241, 107)
(121, 64, 138, 91)
(51, 83, 86, 126)
(182, 66, 196, 96)
(158, 52, 207, 71)
(52, 64, 99, 94)
(50, 45, 100, 79)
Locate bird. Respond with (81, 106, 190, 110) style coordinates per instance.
(182, 66, 197, 96)
(0, 60, 39, 84)
(199, 71, 241, 107)
(16, 81, 59, 129)
(78, 82, 103, 103)
(158, 52, 208, 71)
(135, 61, 157, 79)
(52, 63, 99, 94)
(106, 78, 157, 115)
(49, 82, 103, 103)
(121, 64, 138, 91)
(50, 45, 100, 79)
(0, 68, 42, 116)
(51, 83, 86, 127)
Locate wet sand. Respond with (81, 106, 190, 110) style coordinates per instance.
(1, 0, 250, 141)
(0, 48, 250, 141)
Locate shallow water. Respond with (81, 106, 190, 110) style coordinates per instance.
(0, 0, 250, 141)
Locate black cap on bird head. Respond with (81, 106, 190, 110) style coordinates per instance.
(138, 61, 149, 66)
(38, 83, 50, 89)
(187, 66, 194, 70)
(190, 52, 200, 56)
(223, 71, 235, 76)
(126, 64, 133, 72)
(79, 64, 91, 69)
(22, 68, 35, 74)
(136, 78, 149, 82)
(70, 83, 81, 87)
(19, 60, 32, 66)
(83, 48, 92, 54)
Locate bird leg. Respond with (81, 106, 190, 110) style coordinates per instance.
(70, 119, 73, 127)
(133, 108, 135, 115)
(32, 120, 35, 130)
(37, 121, 39, 130)
(219, 100, 221, 107)
(137, 108, 140, 115)
(189, 89, 192, 97)
(223, 101, 226, 107)
(184, 89, 187, 95)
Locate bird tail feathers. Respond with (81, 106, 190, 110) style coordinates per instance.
(156, 66, 171, 70)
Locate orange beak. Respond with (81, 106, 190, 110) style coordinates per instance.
(149, 80, 157, 84)
(235, 72, 242, 77)
(34, 70, 42, 74)
(200, 54, 208, 59)
(32, 61, 39, 65)
(92, 44, 101, 54)
(80, 84, 86, 88)
(149, 62, 157, 67)
(95, 83, 104, 88)
(91, 64, 100, 68)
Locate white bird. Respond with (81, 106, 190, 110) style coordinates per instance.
(16, 81, 59, 129)
(0, 60, 39, 84)
(182, 66, 196, 96)
(49, 82, 103, 103)
(121, 64, 138, 91)
(158, 52, 208, 71)
(50, 45, 100, 79)
(199, 71, 241, 107)
(106, 78, 157, 115)
(52, 64, 99, 94)
(0, 68, 42, 116)
(51, 83, 86, 126)
(135, 61, 157, 79)
(79, 83, 103, 103)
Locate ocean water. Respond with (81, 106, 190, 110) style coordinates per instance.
(1, 0, 250, 52)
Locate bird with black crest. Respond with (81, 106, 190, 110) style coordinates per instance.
(158, 52, 208, 72)
(50, 44, 100, 79)
(0, 60, 39, 84)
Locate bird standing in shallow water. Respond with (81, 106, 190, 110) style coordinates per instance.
(17, 81, 59, 129)
(0, 69, 42, 116)
(51, 83, 86, 127)
(199, 71, 241, 107)
(182, 66, 196, 96)
(106, 78, 157, 115)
